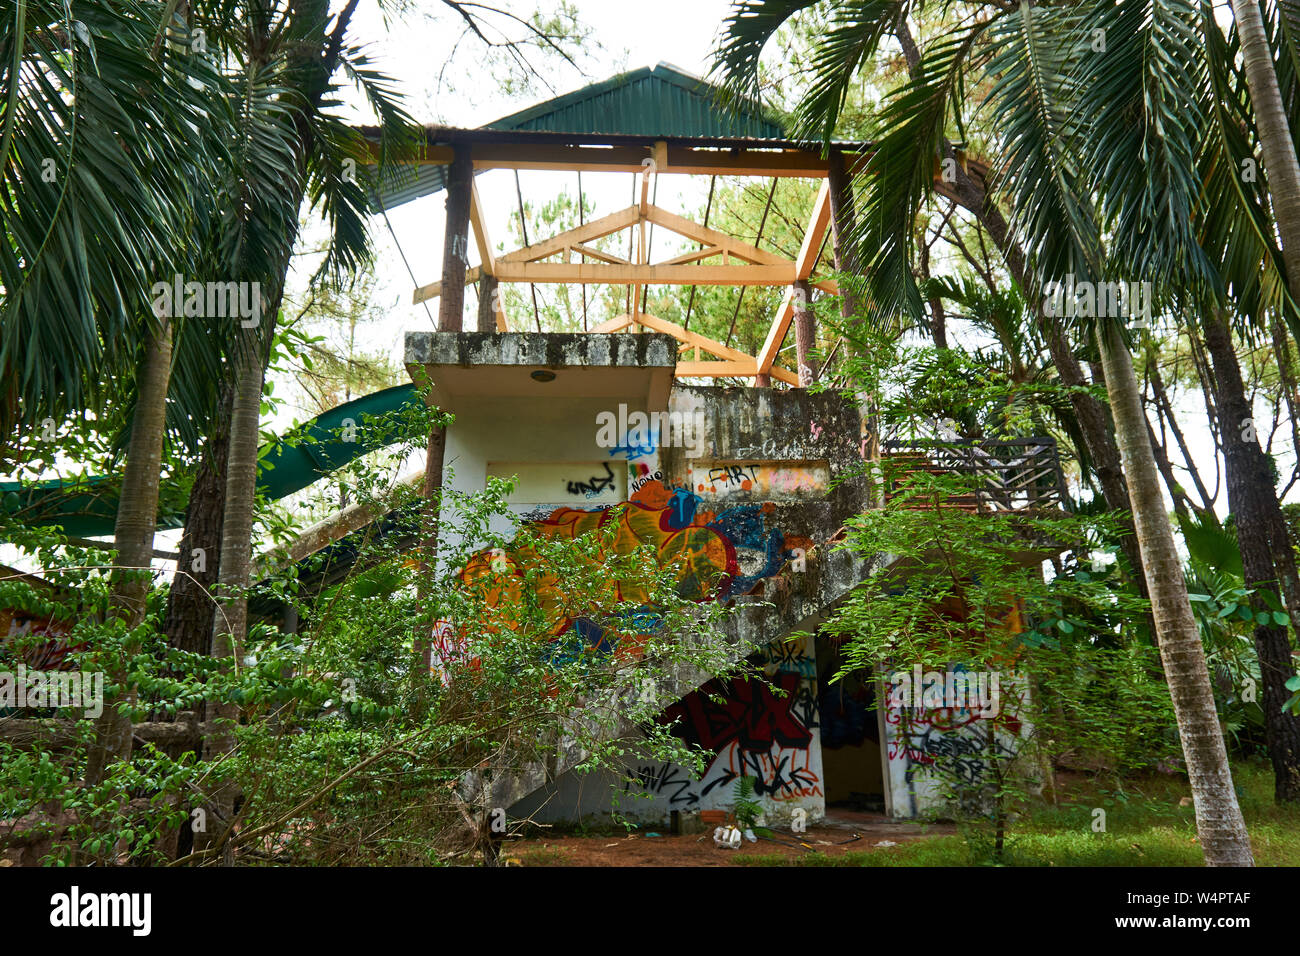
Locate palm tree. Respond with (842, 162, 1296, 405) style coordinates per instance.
(179, 0, 418, 851)
(1229, 0, 1300, 296)
(1, 2, 243, 785)
(1072, 0, 1300, 802)
(713, 0, 1255, 864)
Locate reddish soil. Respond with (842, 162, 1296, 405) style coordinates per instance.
(505, 811, 952, 867)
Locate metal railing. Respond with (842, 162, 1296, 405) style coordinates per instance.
(880, 437, 1068, 513)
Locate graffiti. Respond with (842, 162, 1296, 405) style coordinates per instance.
(692, 462, 828, 501)
(1, 609, 80, 672)
(622, 762, 699, 806)
(564, 462, 617, 497)
(701, 465, 756, 493)
(736, 439, 805, 460)
(809, 420, 823, 440)
(629, 465, 664, 495)
(884, 668, 1028, 814)
(457, 478, 799, 662)
(818, 673, 876, 750)
(667, 671, 812, 753)
(611, 436, 657, 461)
(764, 639, 817, 679)
(454, 476, 824, 814)
(429, 619, 469, 685)
(655, 650, 824, 805)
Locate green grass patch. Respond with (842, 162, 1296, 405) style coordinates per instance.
(737, 761, 1300, 867)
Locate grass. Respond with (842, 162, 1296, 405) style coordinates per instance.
(735, 760, 1300, 867)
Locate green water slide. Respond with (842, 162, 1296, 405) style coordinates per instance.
(2, 383, 423, 538)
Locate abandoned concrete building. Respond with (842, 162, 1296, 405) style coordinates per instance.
(1, 64, 1064, 828)
(367, 64, 1061, 826)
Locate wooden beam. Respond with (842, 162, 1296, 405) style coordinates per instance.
(471, 143, 652, 172)
(757, 287, 797, 376)
(662, 146, 844, 177)
(642, 205, 788, 266)
(675, 359, 799, 385)
(381, 141, 865, 176)
(493, 261, 797, 285)
(592, 313, 634, 333)
(413, 266, 481, 305)
(757, 182, 835, 374)
(631, 312, 762, 365)
(571, 243, 630, 265)
(498, 205, 639, 265)
(469, 178, 495, 275)
(634, 166, 651, 323)
(658, 245, 723, 266)
(795, 181, 832, 278)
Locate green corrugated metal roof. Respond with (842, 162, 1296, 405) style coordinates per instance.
(375, 63, 788, 209)
(491, 62, 784, 139)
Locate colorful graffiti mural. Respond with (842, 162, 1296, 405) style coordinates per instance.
(444, 466, 822, 822)
(882, 609, 1031, 818)
(451, 475, 810, 664)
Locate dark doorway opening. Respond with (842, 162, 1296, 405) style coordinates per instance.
(816, 634, 886, 814)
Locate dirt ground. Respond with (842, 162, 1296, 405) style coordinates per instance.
(504, 811, 953, 866)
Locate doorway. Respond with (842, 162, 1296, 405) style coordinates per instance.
(816, 634, 887, 814)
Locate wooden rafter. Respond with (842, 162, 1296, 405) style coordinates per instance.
(590, 312, 798, 385)
(757, 181, 832, 375)
(375, 141, 878, 177)
(469, 180, 507, 331)
(499, 205, 639, 265)
(414, 197, 843, 305)
(413, 265, 482, 305)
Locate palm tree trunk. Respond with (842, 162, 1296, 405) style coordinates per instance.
(1096, 323, 1255, 866)
(85, 317, 174, 786)
(163, 380, 233, 663)
(1232, 0, 1300, 300)
(1202, 313, 1300, 801)
(194, 326, 266, 855)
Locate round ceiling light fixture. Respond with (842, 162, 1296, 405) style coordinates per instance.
(530, 369, 557, 382)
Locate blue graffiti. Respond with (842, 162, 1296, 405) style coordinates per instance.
(666, 486, 699, 530)
(707, 505, 786, 596)
(610, 427, 659, 461)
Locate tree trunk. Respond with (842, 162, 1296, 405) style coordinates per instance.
(162, 380, 233, 662)
(1096, 323, 1255, 865)
(194, 325, 268, 856)
(85, 318, 174, 787)
(1202, 314, 1300, 802)
(1230, 0, 1300, 300)
(793, 278, 818, 386)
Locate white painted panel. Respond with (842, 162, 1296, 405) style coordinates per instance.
(487, 460, 626, 505)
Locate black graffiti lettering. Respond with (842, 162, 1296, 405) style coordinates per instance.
(565, 461, 616, 496)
